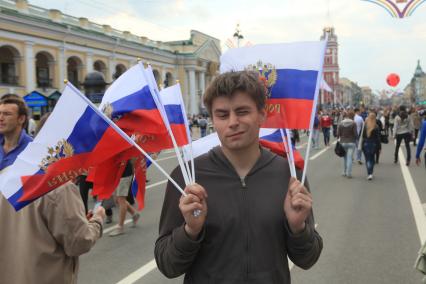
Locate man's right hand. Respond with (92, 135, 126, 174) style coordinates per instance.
(416, 158, 421, 166)
(179, 183, 208, 240)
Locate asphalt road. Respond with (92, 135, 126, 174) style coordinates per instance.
(79, 133, 426, 284)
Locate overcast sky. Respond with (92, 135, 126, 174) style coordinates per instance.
(29, 0, 426, 93)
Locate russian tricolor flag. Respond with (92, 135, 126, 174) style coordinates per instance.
(0, 84, 118, 210)
(259, 129, 304, 170)
(159, 83, 190, 147)
(183, 128, 304, 169)
(220, 41, 327, 129)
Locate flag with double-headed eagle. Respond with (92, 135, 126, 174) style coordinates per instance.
(220, 41, 327, 130)
(0, 83, 121, 211)
(183, 128, 304, 169)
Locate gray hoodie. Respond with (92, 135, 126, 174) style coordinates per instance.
(155, 147, 322, 283)
(337, 119, 357, 143)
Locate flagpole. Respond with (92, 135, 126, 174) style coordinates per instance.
(280, 129, 296, 177)
(141, 65, 192, 186)
(301, 35, 329, 184)
(285, 129, 297, 177)
(66, 82, 187, 197)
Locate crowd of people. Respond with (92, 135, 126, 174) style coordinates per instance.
(313, 105, 426, 180)
(0, 80, 425, 283)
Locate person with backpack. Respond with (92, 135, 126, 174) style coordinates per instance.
(337, 110, 357, 178)
(393, 106, 414, 166)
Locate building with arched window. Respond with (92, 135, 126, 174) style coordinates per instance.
(0, 0, 221, 115)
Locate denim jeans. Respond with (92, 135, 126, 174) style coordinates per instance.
(322, 127, 330, 146)
(341, 142, 355, 176)
(312, 129, 320, 148)
(363, 141, 377, 175)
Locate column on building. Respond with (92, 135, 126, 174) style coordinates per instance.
(58, 45, 65, 90)
(24, 41, 35, 92)
(161, 68, 167, 89)
(86, 52, 93, 74)
(108, 55, 116, 82)
(198, 71, 206, 108)
(188, 68, 197, 115)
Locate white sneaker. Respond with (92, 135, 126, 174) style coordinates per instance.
(109, 226, 124, 237)
(367, 175, 373, 180)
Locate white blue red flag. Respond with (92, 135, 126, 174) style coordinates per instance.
(159, 83, 190, 147)
(183, 128, 304, 169)
(0, 84, 119, 210)
(220, 41, 327, 129)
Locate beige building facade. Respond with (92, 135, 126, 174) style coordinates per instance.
(0, 0, 221, 115)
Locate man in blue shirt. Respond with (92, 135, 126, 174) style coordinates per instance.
(0, 97, 33, 171)
(416, 118, 426, 168)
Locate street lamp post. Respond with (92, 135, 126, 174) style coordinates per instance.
(233, 24, 244, 48)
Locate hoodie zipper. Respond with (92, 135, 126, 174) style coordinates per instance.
(240, 176, 249, 280)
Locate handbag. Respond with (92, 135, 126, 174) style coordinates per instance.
(334, 141, 346, 157)
(380, 129, 389, 144)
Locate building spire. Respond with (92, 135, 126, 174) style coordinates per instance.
(414, 60, 425, 77)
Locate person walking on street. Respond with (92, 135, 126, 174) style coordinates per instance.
(412, 108, 422, 146)
(312, 111, 321, 149)
(415, 118, 426, 168)
(337, 110, 357, 178)
(393, 106, 413, 166)
(375, 114, 383, 164)
(320, 111, 332, 146)
(354, 108, 364, 164)
(198, 116, 208, 138)
(362, 112, 381, 180)
(109, 160, 140, 237)
(155, 71, 322, 283)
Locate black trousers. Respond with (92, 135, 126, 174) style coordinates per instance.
(394, 133, 411, 162)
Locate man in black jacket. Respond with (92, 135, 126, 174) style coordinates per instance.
(155, 71, 322, 283)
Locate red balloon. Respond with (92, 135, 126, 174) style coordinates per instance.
(386, 73, 400, 87)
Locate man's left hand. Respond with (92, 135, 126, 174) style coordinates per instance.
(284, 177, 313, 234)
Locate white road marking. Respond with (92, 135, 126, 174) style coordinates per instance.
(288, 223, 318, 271)
(116, 259, 157, 284)
(309, 141, 337, 160)
(103, 180, 168, 235)
(398, 148, 426, 244)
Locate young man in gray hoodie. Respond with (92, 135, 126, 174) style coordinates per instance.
(155, 71, 322, 283)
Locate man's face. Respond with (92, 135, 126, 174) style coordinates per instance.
(0, 104, 24, 135)
(211, 91, 265, 152)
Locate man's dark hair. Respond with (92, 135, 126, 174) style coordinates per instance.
(1, 93, 23, 100)
(0, 98, 29, 129)
(354, 108, 360, 113)
(203, 71, 266, 115)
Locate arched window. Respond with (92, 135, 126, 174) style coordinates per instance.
(67, 56, 83, 88)
(113, 64, 127, 80)
(93, 60, 107, 77)
(36, 51, 54, 88)
(164, 72, 173, 87)
(0, 45, 20, 85)
(153, 69, 160, 86)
